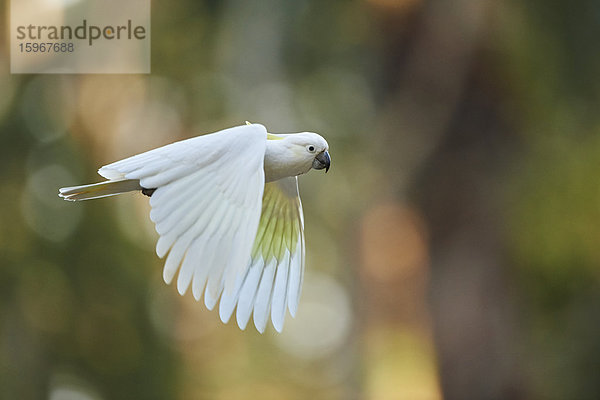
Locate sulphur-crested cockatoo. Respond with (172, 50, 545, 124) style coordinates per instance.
(59, 123, 330, 333)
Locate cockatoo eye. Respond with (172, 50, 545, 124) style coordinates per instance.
(307, 145, 316, 153)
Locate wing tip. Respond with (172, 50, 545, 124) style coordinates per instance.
(176, 280, 188, 296)
(288, 303, 298, 318)
(236, 316, 250, 331)
(162, 268, 175, 285)
(254, 322, 266, 334)
(219, 308, 234, 324)
(204, 289, 219, 311)
(272, 320, 283, 333)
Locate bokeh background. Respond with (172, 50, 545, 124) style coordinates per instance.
(2, 0, 600, 399)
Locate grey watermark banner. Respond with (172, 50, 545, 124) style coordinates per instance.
(11, 0, 150, 74)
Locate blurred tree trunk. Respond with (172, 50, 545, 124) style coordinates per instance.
(374, 1, 524, 399)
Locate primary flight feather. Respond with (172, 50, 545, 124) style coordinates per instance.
(59, 123, 330, 333)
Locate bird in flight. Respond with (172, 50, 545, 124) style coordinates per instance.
(59, 123, 330, 333)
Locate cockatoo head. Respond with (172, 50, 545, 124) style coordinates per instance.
(264, 131, 330, 182)
(287, 132, 330, 171)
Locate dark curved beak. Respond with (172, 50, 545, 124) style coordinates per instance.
(312, 150, 331, 173)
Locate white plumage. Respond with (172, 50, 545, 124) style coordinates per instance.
(59, 123, 330, 333)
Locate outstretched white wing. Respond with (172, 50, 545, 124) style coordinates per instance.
(99, 124, 268, 305)
(218, 177, 305, 333)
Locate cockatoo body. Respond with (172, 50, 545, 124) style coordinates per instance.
(59, 124, 330, 333)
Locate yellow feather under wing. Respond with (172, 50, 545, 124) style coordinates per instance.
(251, 182, 300, 261)
(233, 177, 305, 332)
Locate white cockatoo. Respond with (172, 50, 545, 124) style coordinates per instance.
(59, 123, 330, 333)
